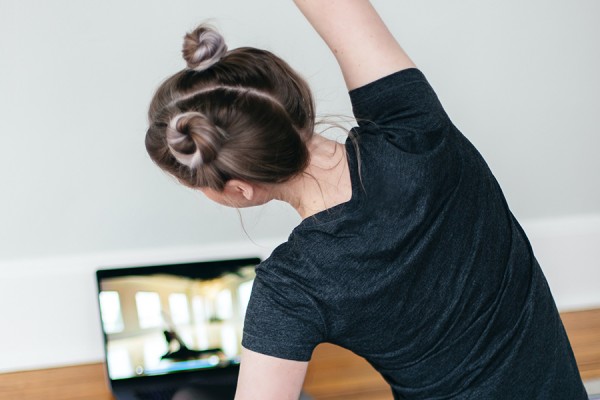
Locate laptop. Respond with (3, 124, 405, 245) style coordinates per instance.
(96, 257, 260, 400)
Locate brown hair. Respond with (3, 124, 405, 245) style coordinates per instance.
(145, 25, 315, 191)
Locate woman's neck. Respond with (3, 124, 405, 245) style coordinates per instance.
(278, 135, 352, 219)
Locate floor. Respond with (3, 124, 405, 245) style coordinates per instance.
(0, 308, 597, 400)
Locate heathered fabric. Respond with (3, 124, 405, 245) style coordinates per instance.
(241, 68, 587, 399)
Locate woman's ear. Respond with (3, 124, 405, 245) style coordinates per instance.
(223, 179, 255, 202)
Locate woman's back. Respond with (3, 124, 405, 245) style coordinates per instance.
(243, 68, 587, 399)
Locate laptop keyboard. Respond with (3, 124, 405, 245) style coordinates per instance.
(135, 388, 178, 400)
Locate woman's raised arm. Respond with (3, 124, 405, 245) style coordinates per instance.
(293, 0, 415, 90)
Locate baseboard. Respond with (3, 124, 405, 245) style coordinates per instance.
(521, 214, 600, 311)
(0, 238, 283, 374)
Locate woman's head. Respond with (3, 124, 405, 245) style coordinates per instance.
(145, 25, 315, 192)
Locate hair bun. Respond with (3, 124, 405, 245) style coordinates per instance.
(182, 25, 228, 72)
(166, 112, 223, 169)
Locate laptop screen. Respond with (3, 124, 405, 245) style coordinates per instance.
(96, 258, 260, 381)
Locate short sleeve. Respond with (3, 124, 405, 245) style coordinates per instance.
(349, 68, 451, 153)
(241, 268, 325, 361)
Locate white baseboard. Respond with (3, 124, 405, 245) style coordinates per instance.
(0, 238, 283, 374)
(0, 214, 599, 373)
(521, 214, 600, 312)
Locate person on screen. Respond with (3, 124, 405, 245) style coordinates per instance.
(144, 1, 587, 398)
(161, 329, 225, 362)
(160, 310, 225, 362)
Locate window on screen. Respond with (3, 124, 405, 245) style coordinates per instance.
(169, 293, 190, 325)
(135, 291, 162, 329)
(99, 291, 124, 334)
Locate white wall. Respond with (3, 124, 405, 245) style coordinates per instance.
(0, 0, 598, 373)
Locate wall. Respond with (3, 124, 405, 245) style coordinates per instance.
(0, 0, 598, 373)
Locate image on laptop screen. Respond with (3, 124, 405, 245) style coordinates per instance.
(96, 258, 260, 381)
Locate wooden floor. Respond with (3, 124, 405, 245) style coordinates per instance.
(562, 308, 600, 381)
(0, 309, 598, 400)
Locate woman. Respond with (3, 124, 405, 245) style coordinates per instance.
(145, 1, 587, 398)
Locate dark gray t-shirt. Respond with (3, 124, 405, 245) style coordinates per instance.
(242, 69, 587, 399)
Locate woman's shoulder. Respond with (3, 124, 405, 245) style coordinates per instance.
(350, 68, 445, 124)
(349, 68, 427, 102)
(348, 68, 452, 156)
